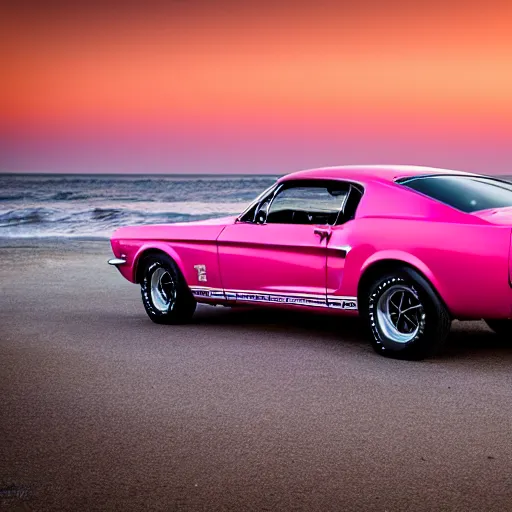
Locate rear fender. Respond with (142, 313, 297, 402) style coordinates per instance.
(360, 250, 448, 305)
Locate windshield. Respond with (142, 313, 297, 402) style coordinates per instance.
(397, 175, 512, 213)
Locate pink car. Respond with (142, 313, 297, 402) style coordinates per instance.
(109, 165, 512, 360)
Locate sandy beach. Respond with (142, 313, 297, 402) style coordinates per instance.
(2, 239, 512, 511)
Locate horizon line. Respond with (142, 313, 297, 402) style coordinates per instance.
(0, 171, 284, 176)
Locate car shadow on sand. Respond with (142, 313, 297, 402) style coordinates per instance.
(193, 304, 364, 335)
(441, 320, 512, 360)
(191, 305, 512, 361)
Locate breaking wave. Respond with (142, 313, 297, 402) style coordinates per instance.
(0, 174, 277, 238)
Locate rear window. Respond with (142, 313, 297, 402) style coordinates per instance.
(397, 175, 512, 213)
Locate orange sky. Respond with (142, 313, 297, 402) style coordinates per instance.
(1, 1, 512, 173)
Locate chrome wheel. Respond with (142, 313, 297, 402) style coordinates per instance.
(376, 284, 424, 344)
(150, 267, 177, 313)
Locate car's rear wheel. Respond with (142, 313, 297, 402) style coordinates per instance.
(362, 267, 451, 360)
(140, 253, 196, 324)
(485, 319, 512, 339)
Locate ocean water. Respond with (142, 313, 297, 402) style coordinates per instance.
(0, 174, 278, 239)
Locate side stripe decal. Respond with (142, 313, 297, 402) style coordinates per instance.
(190, 286, 358, 311)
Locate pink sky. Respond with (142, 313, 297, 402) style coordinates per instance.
(1, 1, 512, 174)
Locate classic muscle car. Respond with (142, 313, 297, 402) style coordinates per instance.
(109, 165, 512, 360)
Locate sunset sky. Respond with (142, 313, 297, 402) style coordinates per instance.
(1, 1, 512, 174)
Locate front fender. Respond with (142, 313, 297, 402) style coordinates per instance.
(110, 238, 187, 284)
(132, 242, 187, 283)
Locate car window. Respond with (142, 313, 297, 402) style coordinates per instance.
(398, 175, 512, 213)
(266, 185, 348, 225)
(238, 183, 278, 223)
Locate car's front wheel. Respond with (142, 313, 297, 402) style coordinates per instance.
(140, 254, 196, 324)
(485, 319, 512, 339)
(363, 268, 451, 360)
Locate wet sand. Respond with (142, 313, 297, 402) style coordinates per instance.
(1, 240, 512, 511)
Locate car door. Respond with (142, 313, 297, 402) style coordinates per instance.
(217, 180, 350, 308)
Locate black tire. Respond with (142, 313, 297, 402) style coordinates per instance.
(485, 319, 512, 339)
(140, 253, 196, 324)
(362, 267, 451, 360)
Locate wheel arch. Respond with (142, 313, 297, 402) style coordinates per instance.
(357, 254, 451, 316)
(133, 244, 186, 284)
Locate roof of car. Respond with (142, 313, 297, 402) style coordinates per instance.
(279, 165, 480, 184)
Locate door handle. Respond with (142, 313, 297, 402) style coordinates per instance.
(314, 228, 331, 242)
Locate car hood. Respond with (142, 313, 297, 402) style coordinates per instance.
(111, 215, 238, 241)
(169, 215, 239, 226)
